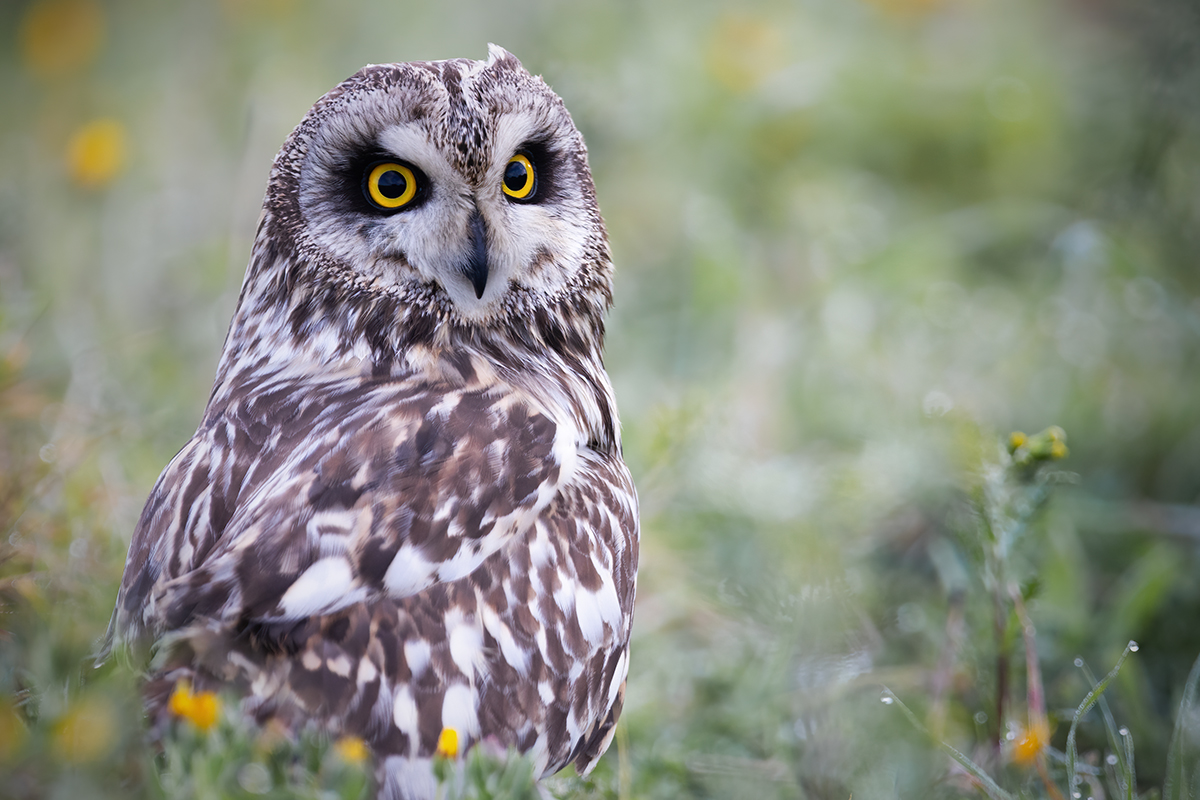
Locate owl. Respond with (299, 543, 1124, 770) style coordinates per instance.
(106, 45, 638, 799)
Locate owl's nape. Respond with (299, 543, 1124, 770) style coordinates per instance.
(109, 45, 638, 800)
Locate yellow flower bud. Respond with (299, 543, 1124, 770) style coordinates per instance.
(20, 0, 105, 78)
(66, 118, 126, 188)
(1011, 721, 1048, 766)
(53, 696, 116, 763)
(334, 735, 369, 763)
(436, 726, 459, 759)
(168, 682, 221, 732)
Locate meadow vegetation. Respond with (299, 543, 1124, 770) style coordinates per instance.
(4, 0, 1200, 797)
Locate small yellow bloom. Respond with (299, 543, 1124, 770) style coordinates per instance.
(66, 118, 127, 189)
(20, 0, 105, 78)
(53, 695, 116, 763)
(1049, 440, 1068, 460)
(706, 14, 785, 92)
(436, 726, 459, 759)
(168, 682, 221, 732)
(0, 702, 27, 758)
(1012, 721, 1048, 766)
(1008, 431, 1027, 452)
(334, 735, 369, 763)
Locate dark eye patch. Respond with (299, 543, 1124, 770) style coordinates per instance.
(338, 150, 429, 215)
(512, 138, 561, 205)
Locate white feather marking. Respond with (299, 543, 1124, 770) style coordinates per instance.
(574, 586, 605, 646)
(383, 544, 437, 598)
(405, 639, 431, 677)
(482, 604, 529, 676)
(595, 568, 623, 628)
(302, 650, 321, 671)
(528, 521, 554, 569)
(392, 685, 419, 737)
(449, 621, 485, 681)
(327, 654, 352, 677)
(357, 657, 378, 686)
(279, 557, 355, 618)
(441, 684, 480, 738)
(528, 733, 551, 777)
(609, 650, 628, 706)
(435, 543, 486, 584)
(553, 578, 576, 617)
(445, 608, 486, 681)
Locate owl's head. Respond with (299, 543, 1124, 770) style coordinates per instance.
(250, 45, 611, 351)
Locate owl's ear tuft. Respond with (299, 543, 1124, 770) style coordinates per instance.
(486, 43, 521, 70)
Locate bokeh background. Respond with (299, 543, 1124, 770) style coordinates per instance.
(4, 0, 1200, 797)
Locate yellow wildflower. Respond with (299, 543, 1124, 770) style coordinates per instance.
(168, 682, 220, 732)
(1008, 431, 1027, 452)
(53, 695, 116, 763)
(0, 702, 26, 758)
(19, 0, 105, 78)
(706, 14, 785, 92)
(334, 735, 369, 763)
(66, 118, 127, 189)
(1049, 440, 1068, 460)
(1012, 721, 1049, 766)
(436, 726, 459, 759)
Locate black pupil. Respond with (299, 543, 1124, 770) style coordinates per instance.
(377, 169, 407, 199)
(504, 160, 529, 192)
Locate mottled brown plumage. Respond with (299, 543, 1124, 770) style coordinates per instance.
(108, 46, 638, 799)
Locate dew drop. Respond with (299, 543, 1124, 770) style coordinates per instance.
(974, 711, 988, 725)
(881, 693, 894, 705)
(1106, 754, 1118, 765)
(1072, 793, 1081, 799)
(1074, 657, 1084, 667)
(1005, 730, 1016, 741)
(1118, 726, 1129, 736)
(1128, 641, 1139, 652)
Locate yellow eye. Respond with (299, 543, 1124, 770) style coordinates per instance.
(365, 162, 418, 210)
(502, 153, 536, 200)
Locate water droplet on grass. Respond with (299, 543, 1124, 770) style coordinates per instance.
(1119, 726, 1129, 736)
(1128, 641, 1139, 652)
(974, 711, 988, 724)
(881, 693, 893, 705)
(1074, 657, 1084, 667)
(1106, 754, 1118, 765)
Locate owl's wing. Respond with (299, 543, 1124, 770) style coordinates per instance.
(118, 375, 577, 641)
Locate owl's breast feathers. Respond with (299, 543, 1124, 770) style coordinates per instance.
(110, 359, 638, 776)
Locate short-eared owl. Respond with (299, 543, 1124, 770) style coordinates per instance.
(108, 45, 638, 799)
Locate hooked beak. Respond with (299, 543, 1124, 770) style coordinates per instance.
(462, 208, 489, 299)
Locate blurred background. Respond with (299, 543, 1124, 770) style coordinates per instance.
(4, 0, 1200, 797)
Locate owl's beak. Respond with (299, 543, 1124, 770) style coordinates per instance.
(463, 208, 489, 299)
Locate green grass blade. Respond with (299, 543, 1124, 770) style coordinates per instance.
(1078, 659, 1134, 799)
(882, 689, 1015, 800)
(1164, 649, 1200, 800)
(1066, 642, 1136, 799)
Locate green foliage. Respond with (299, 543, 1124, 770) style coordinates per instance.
(432, 746, 541, 800)
(158, 694, 370, 800)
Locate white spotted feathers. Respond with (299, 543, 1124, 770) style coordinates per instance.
(107, 45, 638, 800)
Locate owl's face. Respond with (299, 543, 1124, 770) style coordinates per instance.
(268, 45, 608, 326)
